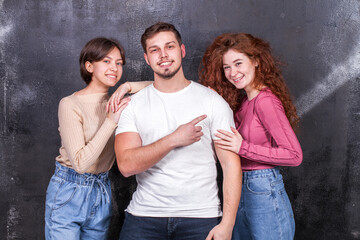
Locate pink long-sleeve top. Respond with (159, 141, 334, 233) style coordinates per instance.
(236, 88, 303, 171)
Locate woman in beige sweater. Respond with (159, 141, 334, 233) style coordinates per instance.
(45, 37, 130, 240)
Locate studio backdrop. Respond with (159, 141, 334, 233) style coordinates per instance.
(0, 0, 359, 239)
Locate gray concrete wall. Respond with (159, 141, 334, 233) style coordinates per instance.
(0, 0, 359, 239)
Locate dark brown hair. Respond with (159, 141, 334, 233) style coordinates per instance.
(141, 22, 182, 53)
(79, 37, 125, 84)
(199, 33, 299, 130)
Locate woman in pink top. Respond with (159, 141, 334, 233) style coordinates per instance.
(200, 33, 303, 240)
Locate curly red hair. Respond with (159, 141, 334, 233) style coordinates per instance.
(199, 33, 299, 130)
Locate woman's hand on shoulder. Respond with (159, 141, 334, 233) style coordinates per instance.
(208, 86, 218, 93)
(106, 82, 131, 113)
(107, 97, 131, 123)
(214, 127, 243, 154)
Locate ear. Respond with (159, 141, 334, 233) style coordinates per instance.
(144, 53, 150, 65)
(253, 59, 259, 68)
(181, 44, 186, 58)
(85, 61, 94, 73)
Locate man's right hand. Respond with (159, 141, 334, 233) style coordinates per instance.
(169, 114, 207, 148)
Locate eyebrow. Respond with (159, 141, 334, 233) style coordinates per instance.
(104, 55, 123, 61)
(223, 58, 243, 65)
(147, 41, 177, 50)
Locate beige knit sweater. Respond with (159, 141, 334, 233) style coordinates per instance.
(55, 92, 118, 174)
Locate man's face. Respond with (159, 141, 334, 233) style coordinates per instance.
(144, 31, 185, 79)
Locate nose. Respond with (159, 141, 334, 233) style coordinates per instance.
(160, 49, 168, 59)
(110, 62, 118, 72)
(230, 67, 237, 77)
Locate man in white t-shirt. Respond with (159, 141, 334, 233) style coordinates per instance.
(115, 22, 241, 240)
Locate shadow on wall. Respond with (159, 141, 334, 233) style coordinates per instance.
(107, 163, 137, 239)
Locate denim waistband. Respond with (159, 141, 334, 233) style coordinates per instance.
(54, 161, 109, 185)
(242, 167, 280, 181)
(54, 162, 110, 203)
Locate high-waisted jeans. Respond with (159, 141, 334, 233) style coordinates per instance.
(232, 167, 295, 240)
(45, 162, 112, 240)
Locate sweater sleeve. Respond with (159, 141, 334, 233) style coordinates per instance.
(58, 98, 117, 174)
(238, 95, 303, 166)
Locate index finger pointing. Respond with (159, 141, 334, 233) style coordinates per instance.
(191, 114, 207, 125)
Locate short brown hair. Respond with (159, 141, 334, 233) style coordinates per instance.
(141, 22, 182, 53)
(79, 37, 125, 84)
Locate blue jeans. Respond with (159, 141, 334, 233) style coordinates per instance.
(45, 162, 112, 240)
(232, 167, 295, 240)
(119, 212, 221, 240)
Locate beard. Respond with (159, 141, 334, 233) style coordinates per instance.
(154, 63, 182, 79)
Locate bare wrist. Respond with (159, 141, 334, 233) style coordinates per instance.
(126, 82, 132, 93)
(164, 132, 178, 149)
(219, 218, 235, 229)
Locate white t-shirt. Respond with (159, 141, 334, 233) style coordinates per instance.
(116, 81, 234, 217)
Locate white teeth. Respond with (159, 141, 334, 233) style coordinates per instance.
(234, 75, 244, 82)
(160, 62, 171, 66)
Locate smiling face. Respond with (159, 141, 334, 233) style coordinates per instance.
(86, 47, 123, 89)
(222, 49, 258, 93)
(143, 31, 185, 80)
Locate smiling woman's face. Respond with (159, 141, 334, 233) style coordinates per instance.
(222, 49, 257, 93)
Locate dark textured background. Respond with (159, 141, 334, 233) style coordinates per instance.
(1, 0, 359, 239)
